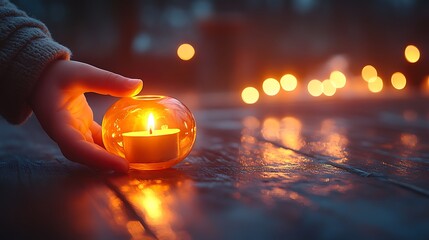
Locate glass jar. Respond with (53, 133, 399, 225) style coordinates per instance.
(102, 95, 196, 170)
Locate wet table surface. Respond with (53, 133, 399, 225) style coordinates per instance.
(1, 96, 429, 240)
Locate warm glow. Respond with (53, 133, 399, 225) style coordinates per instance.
(280, 74, 298, 91)
(368, 77, 383, 93)
(426, 76, 429, 88)
(241, 87, 259, 104)
(401, 133, 418, 148)
(148, 113, 155, 132)
(142, 188, 162, 219)
(280, 117, 303, 150)
(404, 45, 420, 63)
(330, 71, 346, 88)
(322, 80, 336, 96)
(391, 72, 406, 90)
(307, 79, 323, 97)
(262, 78, 281, 96)
(126, 221, 145, 238)
(262, 117, 280, 141)
(362, 65, 377, 82)
(177, 43, 195, 61)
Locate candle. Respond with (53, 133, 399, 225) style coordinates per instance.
(122, 113, 180, 163)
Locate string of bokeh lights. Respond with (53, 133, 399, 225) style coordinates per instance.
(241, 44, 423, 104)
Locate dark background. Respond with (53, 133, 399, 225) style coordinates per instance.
(14, 0, 429, 95)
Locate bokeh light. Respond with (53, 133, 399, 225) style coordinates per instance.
(280, 74, 298, 91)
(391, 72, 406, 90)
(262, 78, 281, 96)
(307, 79, 323, 97)
(322, 80, 336, 96)
(241, 87, 259, 104)
(362, 65, 378, 82)
(177, 43, 195, 61)
(368, 77, 383, 93)
(330, 71, 346, 88)
(404, 45, 420, 63)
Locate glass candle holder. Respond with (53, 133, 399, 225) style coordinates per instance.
(102, 95, 196, 170)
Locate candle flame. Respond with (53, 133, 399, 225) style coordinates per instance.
(148, 113, 155, 134)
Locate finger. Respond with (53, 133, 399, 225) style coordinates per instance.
(61, 139, 129, 173)
(58, 126, 129, 173)
(71, 61, 143, 97)
(90, 121, 104, 147)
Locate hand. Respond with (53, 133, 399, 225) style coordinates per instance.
(30, 60, 143, 173)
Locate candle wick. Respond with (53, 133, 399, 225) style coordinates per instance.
(150, 128, 153, 135)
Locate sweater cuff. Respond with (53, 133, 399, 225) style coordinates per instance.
(0, 38, 71, 124)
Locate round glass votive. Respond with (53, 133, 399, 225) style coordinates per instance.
(102, 95, 196, 170)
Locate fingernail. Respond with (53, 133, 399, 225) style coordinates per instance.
(128, 79, 143, 95)
(127, 78, 142, 87)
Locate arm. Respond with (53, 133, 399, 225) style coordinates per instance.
(0, 0, 70, 123)
(0, 1, 143, 172)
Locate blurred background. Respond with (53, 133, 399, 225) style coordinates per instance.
(13, 0, 429, 105)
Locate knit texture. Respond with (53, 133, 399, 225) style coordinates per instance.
(0, 0, 71, 124)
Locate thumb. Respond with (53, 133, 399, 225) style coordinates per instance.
(72, 61, 143, 97)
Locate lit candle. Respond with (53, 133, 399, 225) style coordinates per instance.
(122, 113, 180, 163)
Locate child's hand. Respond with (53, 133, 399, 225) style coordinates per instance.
(30, 60, 143, 173)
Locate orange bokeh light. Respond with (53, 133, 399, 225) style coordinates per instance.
(368, 77, 383, 93)
(391, 72, 406, 90)
(241, 87, 260, 104)
(322, 80, 336, 96)
(262, 78, 281, 96)
(362, 65, 377, 82)
(307, 79, 323, 97)
(404, 45, 420, 63)
(280, 74, 298, 91)
(330, 71, 346, 88)
(177, 43, 195, 61)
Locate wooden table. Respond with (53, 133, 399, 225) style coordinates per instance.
(1, 96, 429, 239)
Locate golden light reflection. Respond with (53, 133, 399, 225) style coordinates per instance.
(320, 119, 349, 159)
(242, 116, 261, 131)
(404, 45, 420, 63)
(262, 117, 280, 141)
(262, 78, 281, 96)
(241, 87, 259, 104)
(177, 43, 195, 61)
(330, 71, 346, 88)
(126, 221, 146, 239)
(368, 76, 383, 93)
(322, 80, 336, 96)
(401, 133, 418, 148)
(280, 117, 304, 150)
(141, 188, 163, 219)
(241, 116, 260, 144)
(391, 72, 406, 90)
(280, 74, 298, 91)
(260, 187, 312, 207)
(307, 79, 323, 97)
(127, 178, 195, 240)
(361, 65, 377, 82)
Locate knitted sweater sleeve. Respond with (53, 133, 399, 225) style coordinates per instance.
(0, 0, 71, 124)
